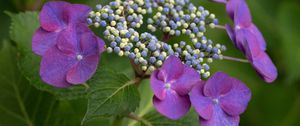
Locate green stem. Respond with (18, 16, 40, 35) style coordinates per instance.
(214, 25, 226, 30)
(12, 84, 33, 126)
(127, 113, 153, 126)
(222, 56, 249, 63)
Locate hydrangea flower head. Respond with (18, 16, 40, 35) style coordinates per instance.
(40, 27, 105, 87)
(190, 72, 251, 126)
(151, 55, 200, 120)
(32, 1, 91, 55)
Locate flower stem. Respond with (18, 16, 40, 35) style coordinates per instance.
(127, 112, 153, 126)
(161, 33, 172, 42)
(222, 56, 249, 63)
(130, 60, 144, 77)
(214, 25, 226, 30)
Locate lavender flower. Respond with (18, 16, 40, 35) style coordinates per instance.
(151, 56, 200, 120)
(224, 0, 278, 83)
(40, 28, 105, 88)
(190, 72, 251, 126)
(32, 1, 91, 56)
(32, 1, 105, 87)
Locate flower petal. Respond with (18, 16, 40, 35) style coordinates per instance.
(159, 56, 184, 82)
(66, 55, 99, 84)
(173, 65, 200, 95)
(238, 29, 277, 83)
(66, 4, 91, 24)
(248, 24, 267, 51)
(203, 72, 233, 98)
(225, 24, 238, 48)
(252, 51, 278, 83)
(32, 28, 59, 56)
(153, 91, 191, 120)
(234, 0, 252, 27)
(39, 1, 68, 31)
(56, 29, 78, 55)
(200, 105, 240, 126)
(40, 47, 76, 88)
(220, 77, 251, 116)
(97, 37, 106, 54)
(190, 81, 213, 120)
(150, 70, 167, 100)
(226, 0, 242, 20)
(80, 33, 101, 55)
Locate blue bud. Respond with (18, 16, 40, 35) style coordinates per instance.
(186, 60, 192, 66)
(133, 37, 139, 42)
(114, 47, 121, 53)
(125, 32, 132, 38)
(163, 7, 170, 13)
(196, 64, 202, 70)
(100, 21, 107, 27)
(175, 30, 181, 36)
(149, 57, 157, 64)
(176, 48, 182, 53)
(158, 55, 164, 60)
(199, 26, 206, 32)
(141, 51, 148, 57)
(213, 19, 219, 25)
(203, 64, 210, 70)
(212, 48, 219, 53)
(102, 13, 108, 19)
(199, 52, 205, 58)
(212, 54, 219, 59)
(195, 42, 201, 49)
(110, 42, 117, 47)
(124, 46, 131, 51)
(129, 53, 136, 59)
(180, 41, 186, 47)
(87, 18, 93, 25)
(96, 4, 102, 11)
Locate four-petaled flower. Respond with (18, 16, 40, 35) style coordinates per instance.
(32, 1, 92, 55)
(190, 72, 251, 126)
(212, 0, 278, 83)
(151, 55, 200, 120)
(40, 28, 105, 87)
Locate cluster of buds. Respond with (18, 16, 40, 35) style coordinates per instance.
(87, 0, 226, 78)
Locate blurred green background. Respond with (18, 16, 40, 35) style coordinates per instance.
(1, 0, 300, 126)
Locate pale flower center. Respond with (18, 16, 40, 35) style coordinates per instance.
(164, 83, 171, 90)
(76, 54, 83, 61)
(235, 25, 241, 30)
(212, 98, 219, 104)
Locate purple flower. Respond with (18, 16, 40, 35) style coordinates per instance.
(226, 0, 266, 51)
(224, 0, 278, 83)
(40, 27, 105, 88)
(151, 56, 200, 120)
(190, 72, 251, 126)
(32, 1, 91, 56)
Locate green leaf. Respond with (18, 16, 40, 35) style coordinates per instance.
(278, 2, 300, 84)
(82, 69, 140, 124)
(6, 11, 88, 100)
(140, 110, 199, 126)
(6, 11, 39, 54)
